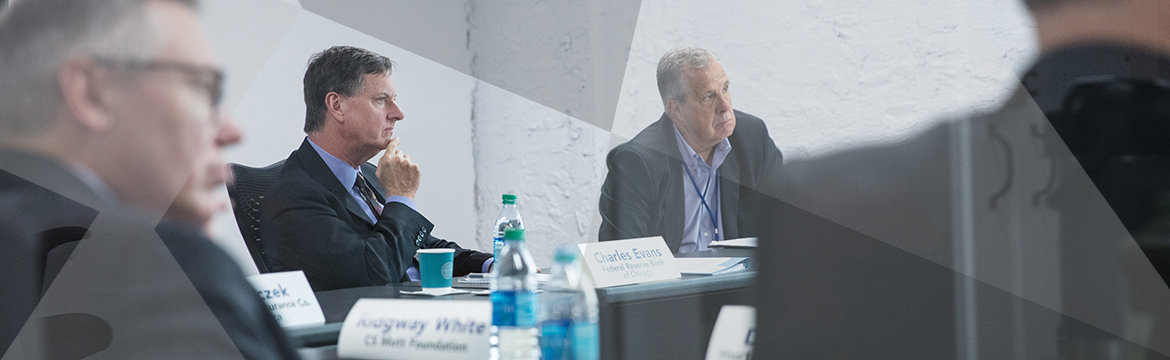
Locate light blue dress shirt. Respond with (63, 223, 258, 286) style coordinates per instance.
(306, 138, 492, 275)
(67, 162, 120, 206)
(307, 138, 418, 222)
(672, 125, 732, 253)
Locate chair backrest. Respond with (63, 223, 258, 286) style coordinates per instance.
(225, 160, 284, 273)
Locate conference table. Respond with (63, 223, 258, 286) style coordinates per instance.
(289, 248, 756, 360)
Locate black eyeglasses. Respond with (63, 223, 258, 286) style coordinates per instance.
(95, 57, 224, 109)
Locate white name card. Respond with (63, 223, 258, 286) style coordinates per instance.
(338, 299, 491, 360)
(577, 236, 681, 288)
(246, 271, 325, 327)
(704, 305, 756, 360)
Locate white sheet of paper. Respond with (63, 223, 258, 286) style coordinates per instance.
(676, 257, 749, 276)
(577, 237, 681, 288)
(398, 288, 470, 297)
(707, 237, 758, 248)
(704, 305, 756, 360)
(246, 270, 325, 327)
(337, 299, 491, 360)
(457, 273, 553, 285)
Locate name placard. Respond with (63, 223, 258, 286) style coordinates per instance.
(704, 305, 756, 360)
(337, 299, 490, 360)
(577, 236, 681, 288)
(246, 270, 325, 327)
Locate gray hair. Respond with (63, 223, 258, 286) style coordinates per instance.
(656, 46, 719, 106)
(0, 0, 198, 137)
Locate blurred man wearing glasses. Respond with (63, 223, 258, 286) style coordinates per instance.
(0, 0, 297, 358)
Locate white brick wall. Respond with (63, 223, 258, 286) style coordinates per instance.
(207, 0, 1039, 269)
(469, 0, 1038, 265)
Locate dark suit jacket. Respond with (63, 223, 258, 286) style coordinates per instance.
(753, 44, 1170, 359)
(598, 110, 784, 252)
(0, 150, 299, 359)
(261, 138, 491, 291)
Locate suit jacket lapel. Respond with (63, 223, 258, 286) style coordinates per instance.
(653, 117, 686, 253)
(664, 160, 685, 252)
(0, 149, 105, 234)
(293, 139, 375, 226)
(719, 148, 741, 240)
(0, 149, 112, 211)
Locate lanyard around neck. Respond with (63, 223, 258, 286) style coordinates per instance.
(682, 158, 720, 241)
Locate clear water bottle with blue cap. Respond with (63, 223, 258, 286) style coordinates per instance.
(539, 246, 599, 360)
(490, 228, 540, 360)
(493, 194, 524, 260)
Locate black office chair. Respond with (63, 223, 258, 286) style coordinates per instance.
(225, 160, 284, 273)
(0, 191, 98, 357)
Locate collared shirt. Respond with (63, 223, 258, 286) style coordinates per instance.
(306, 138, 492, 274)
(66, 162, 120, 206)
(307, 138, 418, 223)
(672, 125, 732, 253)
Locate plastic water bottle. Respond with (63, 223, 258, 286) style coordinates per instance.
(493, 194, 524, 260)
(490, 228, 540, 360)
(539, 247, 600, 360)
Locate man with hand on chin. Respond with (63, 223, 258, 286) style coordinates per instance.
(260, 46, 491, 291)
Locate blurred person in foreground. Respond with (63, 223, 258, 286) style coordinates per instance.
(259, 46, 492, 291)
(0, 0, 298, 358)
(597, 46, 784, 253)
(756, 0, 1170, 359)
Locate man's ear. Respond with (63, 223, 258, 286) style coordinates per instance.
(666, 99, 683, 122)
(325, 92, 344, 123)
(58, 58, 113, 132)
